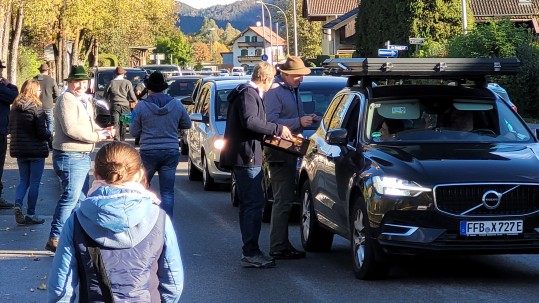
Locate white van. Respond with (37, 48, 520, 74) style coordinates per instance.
(231, 66, 245, 76)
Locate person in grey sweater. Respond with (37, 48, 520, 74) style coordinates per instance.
(130, 71, 191, 217)
(103, 66, 137, 141)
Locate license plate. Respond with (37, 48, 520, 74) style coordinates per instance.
(460, 220, 523, 236)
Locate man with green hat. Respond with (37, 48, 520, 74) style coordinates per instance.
(46, 65, 113, 252)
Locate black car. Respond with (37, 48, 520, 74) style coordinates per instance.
(91, 67, 147, 127)
(298, 58, 539, 280)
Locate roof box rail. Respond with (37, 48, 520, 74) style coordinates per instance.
(323, 58, 520, 78)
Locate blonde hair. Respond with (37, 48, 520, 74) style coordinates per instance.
(14, 79, 42, 108)
(94, 142, 144, 185)
(251, 62, 275, 83)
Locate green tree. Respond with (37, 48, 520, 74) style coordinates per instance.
(223, 23, 240, 45)
(156, 30, 193, 67)
(356, 0, 473, 57)
(282, 0, 321, 58)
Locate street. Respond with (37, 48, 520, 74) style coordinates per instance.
(1, 140, 539, 302)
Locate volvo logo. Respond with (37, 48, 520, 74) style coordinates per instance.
(482, 190, 502, 209)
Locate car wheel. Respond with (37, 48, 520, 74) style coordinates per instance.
(350, 198, 390, 280)
(180, 139, 188, 155)
(230, 171, 240, 207)
(300, 180, 333, 252)
(187, 156, 202, 181)
(202, 156, 217, 191)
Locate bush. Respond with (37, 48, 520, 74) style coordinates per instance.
(16, 46, 41, 87)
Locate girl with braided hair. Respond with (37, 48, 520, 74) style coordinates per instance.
(48, 141, 184, 302)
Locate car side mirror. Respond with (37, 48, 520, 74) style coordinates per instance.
(326, 128, 348, 146)
(190, 113, 209, 124)
(181, 96, 194, 105)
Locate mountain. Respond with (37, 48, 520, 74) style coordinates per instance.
(178, 0, 275, 34)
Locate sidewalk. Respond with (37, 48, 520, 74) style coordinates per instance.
(0, 142, 104, 302)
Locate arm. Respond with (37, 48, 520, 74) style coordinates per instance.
(130, 105, 141, 138)
(127, 82, 138, 102)
(52, 79, 60, 100)
(35, 108, 52, 140)
(239, 90, 282, 136)
(264, 87, 301, 130)
(177, 103, 191, 130)
(0, 82, 18, 105)
(48, 216, 78, 303)
(103, 83, 111, 101)
(158, 216, 184, 303)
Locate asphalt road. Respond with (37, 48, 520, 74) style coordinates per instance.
(2, 138, 539, 302)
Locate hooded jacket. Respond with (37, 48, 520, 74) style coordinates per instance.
(9, 98, 51, 158)
(130, 93, 191, 151)
(220, 83, 282, 168)
(48, 182, 184, 303)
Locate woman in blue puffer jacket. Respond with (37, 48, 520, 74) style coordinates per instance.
(48, 141, 183, 302)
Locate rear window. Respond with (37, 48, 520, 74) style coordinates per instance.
(167, 79, 199, 97)
(96, 70, 147, 90)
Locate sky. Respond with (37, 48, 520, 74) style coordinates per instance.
(178, 0, 242, 9)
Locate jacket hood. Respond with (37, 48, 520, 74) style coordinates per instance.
(227, 83, 250, 104)
(367, 143, 539, 186)
(14, 99, 38, 112)
(143, 93, 177, 115)
(76, 184, 161, 249)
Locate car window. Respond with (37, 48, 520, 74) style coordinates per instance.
(322, 94, 345, 130)
(167, 79, 198, 97)
(214, 88, 234, 121)
(195, 86, 209, 113)
(328, 94, 354, 130)
(200, 88, 211, 117)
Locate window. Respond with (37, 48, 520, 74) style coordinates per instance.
(252, 36, 258, 42)
(241, 49, 248, 56)
(255, 49, 262, 56)
(245, 36, 251, 42)
(323, 94, 345, 130)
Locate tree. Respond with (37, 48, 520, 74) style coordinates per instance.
(156, 30, 194, 67)
(356, 0, 473, 57)
(192, 42, 210, 63)
(223, 23, 240, 45)
(280, 0, 321, 58)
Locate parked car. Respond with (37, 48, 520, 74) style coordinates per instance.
(231, 66, 245, 76)
(179, 75, 251, 155)
(187, 79, 248, 190)
(298, 57, 536, 280)
(230, 76, 348, 217)
(307, 67, 325, 76)
(141, 64, 182, 78)
(91, 67, 147, 127)
(219, 69, 230, 77)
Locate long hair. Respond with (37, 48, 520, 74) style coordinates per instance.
(14, 79, 42, 108)
(94, 141, 145, 186)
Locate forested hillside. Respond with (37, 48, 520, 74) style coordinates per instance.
(178, 0, 268, 34)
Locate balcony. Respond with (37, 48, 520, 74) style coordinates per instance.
(237, 42, 265, 48)
(238, 55, 263, 63)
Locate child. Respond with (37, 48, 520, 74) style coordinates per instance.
(48, 141, 183, 302)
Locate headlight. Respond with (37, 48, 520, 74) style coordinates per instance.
(213, 138, 225, 150)
(373, 176, 431, 197)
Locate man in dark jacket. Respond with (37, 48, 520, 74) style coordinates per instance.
(220, 62, 291, 268)
(0, 59, 18, 208)
(103, 66, 137, 141)
(34, 63, 60, 149)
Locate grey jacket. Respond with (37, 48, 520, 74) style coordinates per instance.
(104, 78, 137, 107)
(34, 73, 60, 110)
(264, 75, 306, 135)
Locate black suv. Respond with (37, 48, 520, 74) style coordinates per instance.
(298, 58, 539, 280)
(91, 67, 147, 127)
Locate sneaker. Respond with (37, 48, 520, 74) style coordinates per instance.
(45, 238, 59, 253)
(241, 252, 276, 268)
(14, 206, 25, 225)
(25, 215, 45, 225)
(0, 197, 14, 209)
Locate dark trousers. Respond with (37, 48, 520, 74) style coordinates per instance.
(0, 134, 7, 195)
(110, 104, 130, 141)
(234, 166, 265, 257)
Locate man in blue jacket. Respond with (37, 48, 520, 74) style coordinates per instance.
(0, 60, 18, 208)
(130, 71, 191, 217)
(220, 62, 291, 268)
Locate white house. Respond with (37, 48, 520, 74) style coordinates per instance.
(230, 26, 286, 69)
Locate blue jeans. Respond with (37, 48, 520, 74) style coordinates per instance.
(49, 150, 90, 239)
(233, 166, 264, 257)
(43, 109, 54, 135)
(14, 158, 45, 215)
(140, 149, 180, 217)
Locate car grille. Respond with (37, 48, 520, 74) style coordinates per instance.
(434, 183, 539, 216)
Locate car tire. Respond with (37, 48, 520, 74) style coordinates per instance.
(230, 171, 240, 207)
(350, 197, 390, 280)
(202, 156, 217, 191)
(187, 156, 202, 181)
(300, 180, 333, 252)
(180, 139, 188, 155)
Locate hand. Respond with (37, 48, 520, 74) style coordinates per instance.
(280, 126, 292, 140)
(300, 115, 315, 127)
(310, 113, 322, 121)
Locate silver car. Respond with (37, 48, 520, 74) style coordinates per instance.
(187, 79, 247, 190)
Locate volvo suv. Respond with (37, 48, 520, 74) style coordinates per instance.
(298, 58, 539, 280)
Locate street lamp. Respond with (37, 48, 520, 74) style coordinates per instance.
(208, 27, 216, 63)
(292, 0, 298, 56)
(257, 1, 290, 57)
(258, 2, 273, 63)
(461, 0, 467, 34)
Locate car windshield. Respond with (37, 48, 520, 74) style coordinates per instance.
(214, 88, 235, 121)
(96, 70, 147, 90)
(166, 78, 199, 97)
(300, 82, 346, 130)
(365, 98, 533, 143)
(144, 66, 178, 73)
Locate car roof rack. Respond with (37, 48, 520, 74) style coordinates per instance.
(322, 58, 520, 88)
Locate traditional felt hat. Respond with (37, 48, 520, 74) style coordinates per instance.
(65, 65, 91, 81)
(144, 71, 168, 92)
(114, 66, 126, 75)
(0, 60, 6, 68)
(38, 63, 50, 71)
(279, 56, 311, 76)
